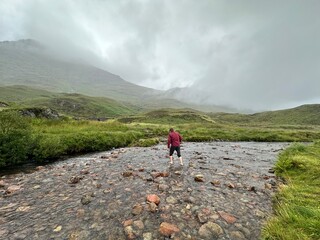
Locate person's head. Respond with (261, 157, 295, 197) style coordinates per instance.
(169, 128, 174, 132)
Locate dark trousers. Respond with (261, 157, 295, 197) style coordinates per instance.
(170, 146, 181, 157)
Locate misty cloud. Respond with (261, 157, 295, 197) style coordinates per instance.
(1, 0, 320, 111)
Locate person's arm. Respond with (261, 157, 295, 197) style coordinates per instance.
(167, 134, 171, 148)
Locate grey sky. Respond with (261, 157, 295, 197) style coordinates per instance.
(1, 0, 320, 111)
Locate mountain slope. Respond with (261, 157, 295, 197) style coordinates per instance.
(0, 85, 136, 118)
(0, 39, 159, 103)
(211, 104, 320, 125)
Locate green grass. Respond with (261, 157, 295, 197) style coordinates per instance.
(262, 142, 320, 240)
(0, 85, 137, 118)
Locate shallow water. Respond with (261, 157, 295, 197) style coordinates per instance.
(0, 141, 289, 239)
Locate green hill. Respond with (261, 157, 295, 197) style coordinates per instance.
(0, 85, 137, 118)
(211, 104, 320, 125)
(118, 108, 215, 124)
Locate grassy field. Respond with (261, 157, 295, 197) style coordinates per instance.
(1, 106, 320, 167)
(262, 142, 320, 240)
(1, 105, 319, 238)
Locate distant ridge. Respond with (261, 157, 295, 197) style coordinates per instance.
(211, 104, 320, 125)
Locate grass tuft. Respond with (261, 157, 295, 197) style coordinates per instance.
(262, 142, 320, 240)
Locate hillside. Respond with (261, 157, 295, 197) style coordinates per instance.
(0, 39, 159, 103)
(211, 104, 320, 125)
(117, 108, 215, 124)
(0, 85, 136, 118)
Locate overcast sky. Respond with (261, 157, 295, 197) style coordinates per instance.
(1, 0, 320, 111)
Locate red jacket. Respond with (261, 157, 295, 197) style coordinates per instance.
(168, 131, 182, 148)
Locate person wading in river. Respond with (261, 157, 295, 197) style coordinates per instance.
(167, 128, 183, 165)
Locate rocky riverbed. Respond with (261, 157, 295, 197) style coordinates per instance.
(0, 141, 289, 240)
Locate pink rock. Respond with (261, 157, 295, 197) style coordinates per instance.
(0, 180, 6, 188)
(6, 185, 21, 194)
(123, 219, 133, 227)
(159, 222, 180, 236)
(151, 172, 162, 178)
(35, 166, 45, 171)
(80, 169, 89, 174)
(160, 172, 169, 177)
(146, 194, 160, 205)
(218, 211, 237, 224)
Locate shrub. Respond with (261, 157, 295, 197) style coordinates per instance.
(0, 111, 33, 167)
(32, 134, 67, 161)
(132, 138, 160, 147)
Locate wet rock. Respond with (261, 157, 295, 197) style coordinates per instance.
(122, 171, 133, 177)
(123, 219, 133, 227)
(160, 172, 169, 177)
(198, 222, 223, 239)
(151, 172, 162, 178)
(35, 166, 45, 171)
(183, 196, 196, 203)
(80, 169, 90, 175)
(218, 211, 237, 224)
(267, 178, 277, 186)
(124, 226, 135, 240)
(0, 217, 6, 224)
(268, 168, 275, 173)
(159, 222, 180, 237)
(230, 230, 246, 239)
(0, 229, 9, 236)
(197, 208, 211, 223)
(6, 185, 21, 194)
(132, 204, 143, 215)
(16, 206, 31, 212)
(147, 202, 157, 213)
(194, 174, 204, 182)
(76, 209, 85, 217)
(103, 188, 112, 194)
(142, 232, 152, 240)
(172, 186, 184, 191)
(228, 182, 235, 188)
(247, 186, 256, 192)
(234, 223, 251, 237)
(53, 225, 62, 232)
(254, 209, 266, 218)
(166, 196, 178, 204)
(133, 220, 144, 230)
(146, 194, 160, 205)
(68, 176, 82, 184)
(0, 180, 6, 188)
(210, 180, 221, 186)
(81, 195, 92, 205)
(158, 184, 169, 192)
(265, 183, 272, 189)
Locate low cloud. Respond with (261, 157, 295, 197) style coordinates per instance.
(1, 0, 319, 111)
